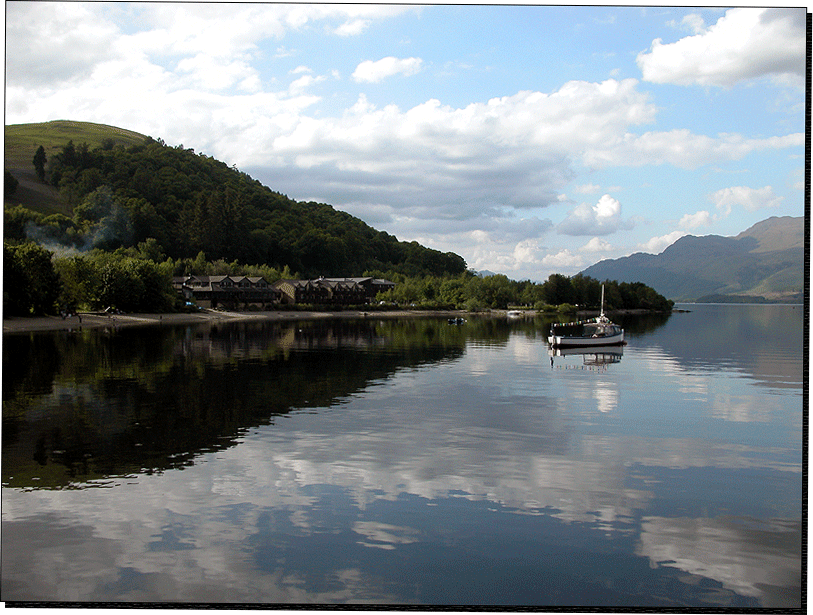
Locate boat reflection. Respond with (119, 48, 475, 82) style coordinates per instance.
(549, 345, 623, 368)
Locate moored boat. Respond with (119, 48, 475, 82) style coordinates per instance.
(547, 285, 625, 348)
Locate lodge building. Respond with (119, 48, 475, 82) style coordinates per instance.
(173, 275, 395, 309)
(273, 277, 395, 306)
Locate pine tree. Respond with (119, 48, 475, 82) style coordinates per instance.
(32, 145, 47, 181)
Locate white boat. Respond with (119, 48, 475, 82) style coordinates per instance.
(547, 285, 625, 348)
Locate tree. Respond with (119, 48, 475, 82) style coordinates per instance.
(32, 145, 47, 181)
(4, 242, 29, 316)
(137, 237, 166, 262)
(542, 273, 574, 306)
(4, 242, 61, 315)
(54, 255, 97, 310)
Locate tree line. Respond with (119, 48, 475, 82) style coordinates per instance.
(3, 239, 300, 316)
(373, 271, 674, 312)
(3, 236, 672, 317)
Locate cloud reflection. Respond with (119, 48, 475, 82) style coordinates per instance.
(2, 319, 802, 606)
(636, 515, 802, 608)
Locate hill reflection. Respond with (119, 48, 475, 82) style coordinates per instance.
(3, 319, 465, 489)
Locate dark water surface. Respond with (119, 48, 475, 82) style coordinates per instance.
(2, 304, 804, 607)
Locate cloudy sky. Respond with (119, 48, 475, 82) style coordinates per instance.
(5, 3, 807, 280)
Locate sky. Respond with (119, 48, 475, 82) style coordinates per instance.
(5, 2, 808, 281)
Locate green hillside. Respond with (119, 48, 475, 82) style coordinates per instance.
(5, 121, 148, 215)
(4, 120, 466, 278)
(5, 120, 147, 167)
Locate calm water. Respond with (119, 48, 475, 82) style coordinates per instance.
(2, 304, 804, 607)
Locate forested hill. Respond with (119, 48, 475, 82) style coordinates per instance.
(4, 121, 466, 278)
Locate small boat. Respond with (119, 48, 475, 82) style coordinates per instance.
(448, 317, 467, 325)
(547, 285, 624, 348)
(507, 310, 524, 318)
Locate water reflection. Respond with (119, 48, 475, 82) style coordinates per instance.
(549, 345, 623, 368)
(3, 319, 465, 490)
(637, 515, 802, 608)
(2, 308, 803, 607)
(637, 304, 803, 392)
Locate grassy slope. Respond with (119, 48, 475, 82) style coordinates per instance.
(5, 120, 148, 215)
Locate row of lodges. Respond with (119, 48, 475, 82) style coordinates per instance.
(173, 275, 395, 310)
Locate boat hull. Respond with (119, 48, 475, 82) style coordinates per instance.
(547, 332, 625, 348)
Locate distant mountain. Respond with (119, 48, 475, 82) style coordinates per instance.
(580, 216, 805, 302)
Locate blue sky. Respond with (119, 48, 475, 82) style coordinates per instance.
(5, 3, 807, 281)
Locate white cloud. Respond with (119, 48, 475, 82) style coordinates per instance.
(581, 237, 613, 252)
(637, 8, 806, 88)
(679, 210, 714, 229)
(176, 54, 261, 92)
(557, 195, 631, 236)
(709, 186, 783, 216)
(8, 1, 800, 221)
(248, 81, 660, 220)
(352, 57, 424, 83)
(672, 13, 707, 35)
(584, 130, 804, 170)
(288, 73, 326, 95)
(5, 3, 416, 90)
(4, 3, 804, 282)
(5, 2, 120, 88)
(542, 249, 584, 269)
(334, 19, 371, 37)
(512, 239, 545, 265)
(639, 231, 688, 254)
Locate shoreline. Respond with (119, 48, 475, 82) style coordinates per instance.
(4, 307, 681, 334)
(2, 307, 683, 334)
(2, 308, 473, 334)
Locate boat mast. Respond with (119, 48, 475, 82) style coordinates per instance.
(600, 284, 605, 319)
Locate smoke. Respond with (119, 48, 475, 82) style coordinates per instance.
(24, 220, 87, 257)
(91, 204, 134, 250)
(24, 203, 134, 257)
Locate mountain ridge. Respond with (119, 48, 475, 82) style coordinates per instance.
(579, 216, 804, 302)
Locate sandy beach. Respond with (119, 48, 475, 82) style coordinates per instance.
(2, 308, 474, 334)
